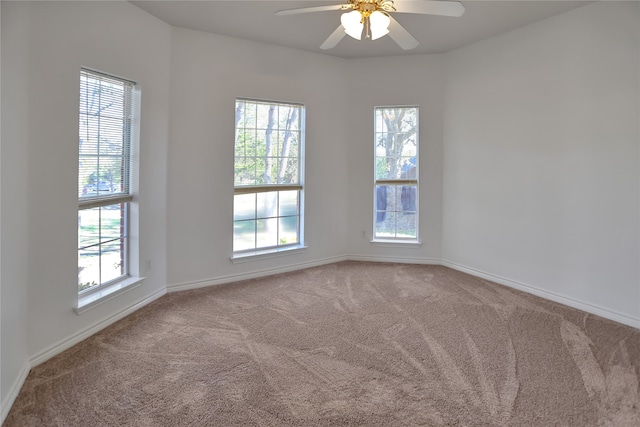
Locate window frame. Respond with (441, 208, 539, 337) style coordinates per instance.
(77, 68, 136, 299)
(232, 98, 306, 257)
(372, 105, 420, 243)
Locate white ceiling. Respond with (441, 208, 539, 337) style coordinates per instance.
(130, 0, 590, 58)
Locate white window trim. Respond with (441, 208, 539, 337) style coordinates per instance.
(77, 68, 142, 307)
(372, 105, 420, 244)
(232, 98, 306, 258)
(75, 276, 145, 314)
(230, 244, 308, 263)
(370, 239, 422, 246)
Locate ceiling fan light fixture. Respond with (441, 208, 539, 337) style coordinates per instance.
(277, 0, 465, 51)
(369, 10, 390, 40)
(341, 10, 363, 40)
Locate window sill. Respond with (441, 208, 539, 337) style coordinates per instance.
(370, 239, 422, 248)
(231, 245, 308, 263)
(75, 276, 145, 314)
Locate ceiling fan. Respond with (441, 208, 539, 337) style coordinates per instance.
(276, 0, 465, 50)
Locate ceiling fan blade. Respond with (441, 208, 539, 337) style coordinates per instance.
(320, 25, 346, 50)
(276, 4, 349, 16)
(394, 0, 465, 18)
(388, 16, 419, 50)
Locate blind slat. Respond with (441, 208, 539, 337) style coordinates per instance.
(78, 68, 134, 201)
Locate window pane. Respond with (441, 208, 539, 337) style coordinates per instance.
(234, 194, 256, 221)
(256, 218, 278, 248)
(236, 100, 246, 128)
(235, 158, 256, 186)
(375, 211, 397, 238)
(396, 212, 417, 239)
(78, 247, 99, 292)
(257, 192, 278, 219)
(78, 208, 100, 249)
(234, 220, 256, 251)
(400, 185, 417, 213)
(254, 158, 266, 185)
(276, 130, 286, 155)
(235, 100, 302, 177)
(374, 185, 417, 220)
(390, 185, 403, 211)
(101, 204, 125, 240)
(375, 157, 387, 180)
(374, 208, 417, 239)
(279, 159, 298, 185)
(235, 130, 257, 158)
(288, 135, 300, 159)
(400, 158, 417, 179)
(256, 103, 272, 129)
(100, 239, 124, 284)
(78, 202, 127, 293)
(279, 191, 298, 216)
(266, 156, 279, 184)
(235, 133, 247, 157)
(374, 107, 418, 181)
(375, 185, 390, 218)
(278, 216, 299, 245)
(244, 103, 256, 129)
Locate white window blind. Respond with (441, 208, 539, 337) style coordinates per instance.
(78, 69, 134, 209)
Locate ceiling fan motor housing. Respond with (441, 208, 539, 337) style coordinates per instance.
(350, 0, 396, 16)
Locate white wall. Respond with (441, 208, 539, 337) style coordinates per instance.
(166, 28, 351, 288)
(23, 0, 171, 359)
(345, 55, 445, 262)
(442, 1, 640, 324)
(0, 0, 172, 397)
(1, 2, 31, 417)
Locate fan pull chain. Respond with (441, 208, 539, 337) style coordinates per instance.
(365, 14, 371, 39)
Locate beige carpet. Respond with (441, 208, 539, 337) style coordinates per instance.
(4, 262, 640, 426)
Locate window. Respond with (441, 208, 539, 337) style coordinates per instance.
(78, 69, 135, 295)
(233, 99, 304, 255)
(374, 106, 419, 241)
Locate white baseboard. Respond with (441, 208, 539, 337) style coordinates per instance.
(345, 254, 440, 265)
(167, 255, 349, 293)
(29, 288, 166, 368)
(1, 360, 30, 423)
(440, 259, 640, 329)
